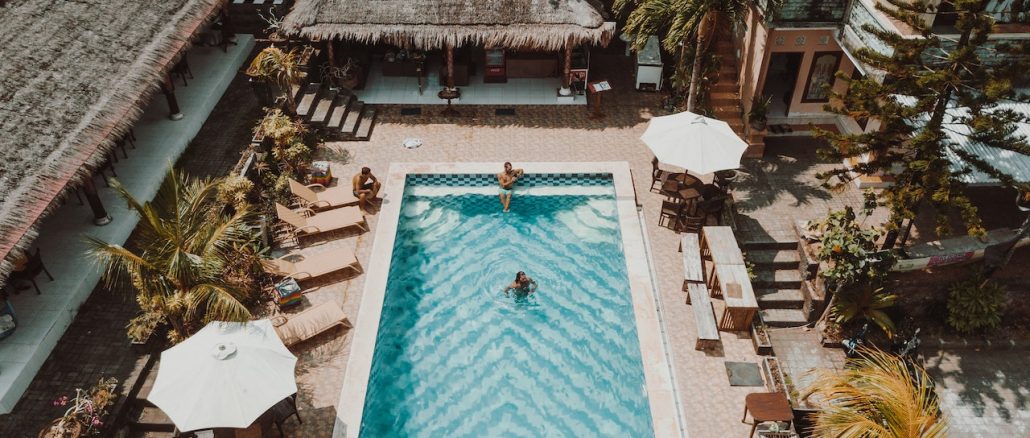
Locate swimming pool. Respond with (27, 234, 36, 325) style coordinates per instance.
(337, 163, 681, 438)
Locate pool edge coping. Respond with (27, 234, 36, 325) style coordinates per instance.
(332, 162, 684, 438)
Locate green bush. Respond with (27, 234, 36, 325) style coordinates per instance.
(947, 271, 1006, 334)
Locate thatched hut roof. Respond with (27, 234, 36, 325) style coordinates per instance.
(283, 0, 615, 50)
(0, 0, 222, 285)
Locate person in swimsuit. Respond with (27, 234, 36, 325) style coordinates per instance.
(497, 162, 524, 212)
(504, 271, 537, 298)
(351, 167, 382, 213)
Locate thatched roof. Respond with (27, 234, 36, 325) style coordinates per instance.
(0, 0, 222, 285)
(283, 0, 615, 50)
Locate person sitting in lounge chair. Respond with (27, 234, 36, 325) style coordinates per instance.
(504, 271, 537, 297)
(351, 167, 382, 212)
(497, 162, 524, 212)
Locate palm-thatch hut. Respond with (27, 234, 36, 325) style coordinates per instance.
(283, 0, 614, 90)
(0, 0, 225, 287)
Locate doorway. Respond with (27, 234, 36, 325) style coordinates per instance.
(762, 52, 803, 117)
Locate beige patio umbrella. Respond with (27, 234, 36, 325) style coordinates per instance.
(147, 320, 298, 432)
(641, 111, 748, 175)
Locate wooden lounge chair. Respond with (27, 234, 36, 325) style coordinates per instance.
(261, 246, 363, 281)
(271, 302, 352, 347)
(288, 178, 358, 210)
(275, 203, 368, 238)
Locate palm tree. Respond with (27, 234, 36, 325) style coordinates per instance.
(246, 46, 303, 114)
(832, 286, 897, 338)
(87, 168, 256, 344)
(803, 347, 947, 438)
(616, 0, 778, 112)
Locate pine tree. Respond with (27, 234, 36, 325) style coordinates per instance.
(815, 0, 1030, 245)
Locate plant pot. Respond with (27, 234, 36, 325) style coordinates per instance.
(750, 118, 768, 131)
(751, 319, 774, 356)
(249, 78, 276, 107)
(39, 418, 82, 438)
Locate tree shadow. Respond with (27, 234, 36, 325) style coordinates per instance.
(732, 138, 835, 214)
(924, 350, 1030, 423)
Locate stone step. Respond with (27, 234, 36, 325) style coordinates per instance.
(309, 89, 337, 125)
(352, 105, 378, 141)
(295, 83, 321, 120)
(753, 269, 802, 289)
(756, 288, 805, 309)
(326, 94, 354, 129)
(340, 101, 364, 136)
(746, 248, 800, 268)
(760, 309, 809, 327)
(710, 91, 739, 105)
(710, 82, 739, 93)
(741, 239, 799, 251)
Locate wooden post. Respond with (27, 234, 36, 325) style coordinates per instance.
(445, 43, 455, 89)
(326, 39, 336, 67)
(161, 76, 184, 121)
(82, 178, 112, 226)
(563, 42, 573, 89)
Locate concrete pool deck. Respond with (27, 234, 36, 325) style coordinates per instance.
(333, 162, 684, 438)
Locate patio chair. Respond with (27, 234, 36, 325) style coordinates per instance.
(269, 394, 302, 436)
(288, 178, 358, 211)
(679, 215, 705, 234)
(658, 201, 684, 230)
(275, 203, 368, 238)
(272, 301, 352, 347)
(261, 246, 362, 281)
(9, 248, 53, 295)
(650, 157, 681, 192)
(699, 194, 729, 225)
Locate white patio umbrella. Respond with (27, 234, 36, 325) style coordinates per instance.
(147, 320, 297, 432)
(641, 111, 748, 175)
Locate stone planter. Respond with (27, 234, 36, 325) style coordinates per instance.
(762, 356, 788, 395)
(751, 317, 774, 356)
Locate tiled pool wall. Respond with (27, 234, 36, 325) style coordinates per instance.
(405, 173, 614, 187)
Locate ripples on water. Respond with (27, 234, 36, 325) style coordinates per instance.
(361, 187, 655, 437)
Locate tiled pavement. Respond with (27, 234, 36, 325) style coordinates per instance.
(924, 350, 1030, 437)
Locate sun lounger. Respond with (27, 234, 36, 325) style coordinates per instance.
(288, 178, 358, 210)
(261, 246, 363, 280)
(275, 203, 368, 238)
(271, 302, 352, 347)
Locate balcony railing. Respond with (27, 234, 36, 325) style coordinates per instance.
(771, 0, 849, 24)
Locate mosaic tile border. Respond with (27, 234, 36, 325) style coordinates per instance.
(405, 173, 613, 187)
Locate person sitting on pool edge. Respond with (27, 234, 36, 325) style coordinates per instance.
(352, 166, 382, 213)
(497, 162, 524, 212)
(505, 271, 537, 297)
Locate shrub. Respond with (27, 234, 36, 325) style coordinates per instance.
(947, 271, 1006, 334)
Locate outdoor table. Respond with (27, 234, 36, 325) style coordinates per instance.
(701, 226, 745, 266)
(710, 263, 758, 330)
(742, 392, 793, 438)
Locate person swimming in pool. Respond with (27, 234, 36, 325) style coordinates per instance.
(497, 162, 524, 212)
(504, 271, 537, 298)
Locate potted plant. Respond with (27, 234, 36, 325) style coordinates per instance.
(40, 378, 118, 437)
(246, 47, 303, 114)
(749, 94, 772, 131)
(126, 311, 163, 352)
(259, 7, 288, 44)
(321, 58, 360, 90)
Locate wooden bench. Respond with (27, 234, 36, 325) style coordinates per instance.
(687, 283, 720, 350)
(680, 234, 704, 292)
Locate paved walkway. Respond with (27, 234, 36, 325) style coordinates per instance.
(925, 349, 1030, 437)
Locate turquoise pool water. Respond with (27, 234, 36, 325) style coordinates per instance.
(360, 175, 654, 437)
